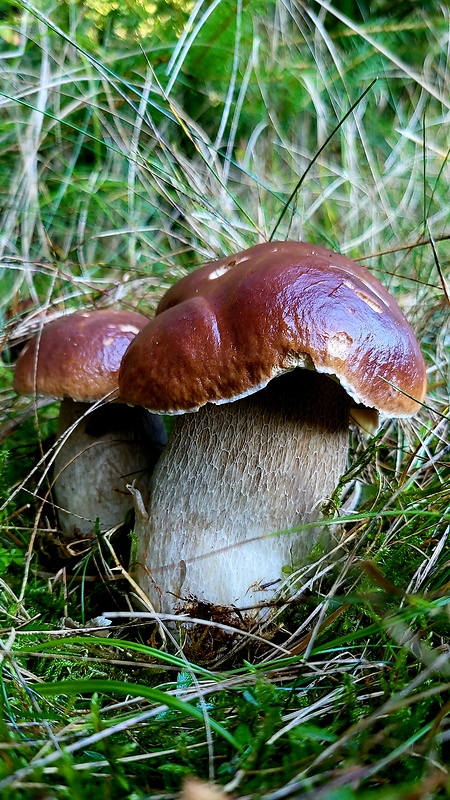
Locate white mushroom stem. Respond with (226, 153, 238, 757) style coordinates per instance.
(53, 399, 166, 539)
(131, 370, 350, 617)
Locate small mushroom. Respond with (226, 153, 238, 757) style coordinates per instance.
(14, 309, 167, 539)
(119, 242, 427, 618)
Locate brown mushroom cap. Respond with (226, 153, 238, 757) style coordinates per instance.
(119, 241, 427, 417)
(14, 309, 149, 402)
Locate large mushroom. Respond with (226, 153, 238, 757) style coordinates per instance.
(118, 242, 427, 618)
(14, 309, 167, 539)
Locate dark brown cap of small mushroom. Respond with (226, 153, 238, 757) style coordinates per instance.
(119, 241, 427, 417)
(14, 309, 149, 402)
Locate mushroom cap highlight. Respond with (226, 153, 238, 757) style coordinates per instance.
(14, 309, 149, 403)
(119, 241, 427, 417)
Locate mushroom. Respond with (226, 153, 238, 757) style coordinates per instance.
(14, 309, 167, 539)
(118, 241, 427, 619)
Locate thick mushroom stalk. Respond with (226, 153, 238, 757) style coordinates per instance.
(54, 399, 165, 537)
(120, 241, 427, 619)
(133, 370, 349, 614)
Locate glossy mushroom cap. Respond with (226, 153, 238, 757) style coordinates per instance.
(14, 309, 149, 402)
(119, 241, 427, 417)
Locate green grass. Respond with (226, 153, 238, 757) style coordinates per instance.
(0, 0, 449, 797)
